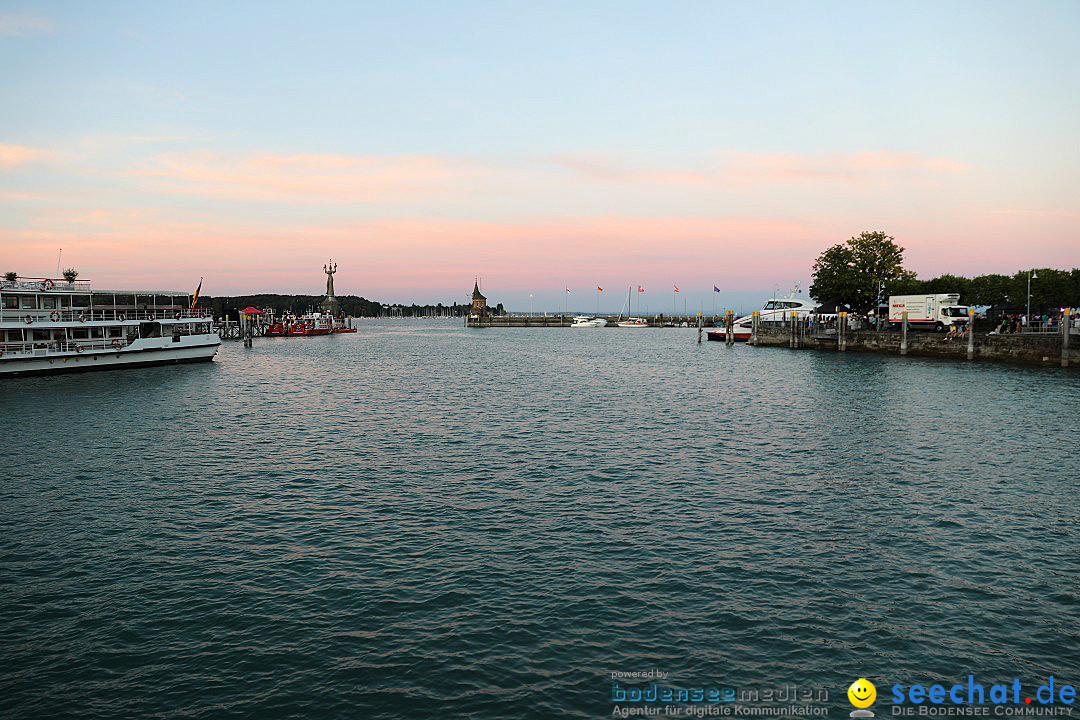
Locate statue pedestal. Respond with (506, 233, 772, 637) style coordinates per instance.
(321, 296, 340, 315)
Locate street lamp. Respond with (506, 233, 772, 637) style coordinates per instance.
(1027, 269, 1038, 329)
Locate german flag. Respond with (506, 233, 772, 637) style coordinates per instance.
(191, 277, 203, 309)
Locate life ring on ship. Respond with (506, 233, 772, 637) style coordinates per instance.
(78, 313, 87, 322)
(111, 339, 123, 350)
(117, 313, 126, 322)
(50, 311, 61, 322)
(23, 315, 33, 325)
(75, 344, 84, 353)
(174, 310, 182, 319)
(40, 279, 54, 291)
(147, 312, 155, 320)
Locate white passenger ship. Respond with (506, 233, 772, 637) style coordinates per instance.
(1, 275, 221, 378)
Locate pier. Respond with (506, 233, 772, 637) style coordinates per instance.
(466, 314, 712, 328)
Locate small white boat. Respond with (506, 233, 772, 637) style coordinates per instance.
(707, 293, 818, 341)
(615, 287, 649, 328)
(571, 316, 606, 328)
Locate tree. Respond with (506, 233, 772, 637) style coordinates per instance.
(810, 231, 915, 313)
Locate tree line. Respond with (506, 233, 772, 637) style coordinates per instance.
(197, 294, 491, 320)
(810, 231, 1079, 312)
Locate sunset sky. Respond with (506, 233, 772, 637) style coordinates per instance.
(2, 1, 1078, 311)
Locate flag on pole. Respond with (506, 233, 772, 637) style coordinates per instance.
(673, 285, 680, 293)
(713, 286, 721, 293)
(637, 286, 644, 292)
(597, 286, 603, 292)
(191, 277, 203, 309)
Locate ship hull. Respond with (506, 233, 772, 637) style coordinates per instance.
(0, 342, 220, 378)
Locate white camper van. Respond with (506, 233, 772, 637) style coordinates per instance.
(888, 293, 969, 331)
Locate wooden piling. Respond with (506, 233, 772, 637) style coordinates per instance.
(900, 311, 908, 356)
(839, 311, 847, 352)
(725, 310, 734, 347)
(750, 311, 759, 346)
(967, 308, 975, 361)
(697, 313, 703, 344)
(1064, 308, 1072, 368)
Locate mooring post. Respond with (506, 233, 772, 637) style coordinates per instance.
(790, 311, 798, 348)
(242, 313, 253, 348)
(725, 310, 734, 347)
(967, 308, 975, 361)
(839, 311, 847, 352)
(697, 313, 703, 344)
(900, 311, 908, 356)
(1063, 308, 1072, 368)
(750, 311, 759, 346)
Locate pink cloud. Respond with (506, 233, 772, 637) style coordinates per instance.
(0, 143, 51, 169)
(720, 150, 967, 183)
(130, 150, 493, 203)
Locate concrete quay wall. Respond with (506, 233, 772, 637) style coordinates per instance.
(750, 327, 1078, 368)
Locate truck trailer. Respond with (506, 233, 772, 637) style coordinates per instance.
(888, 293, 969, 331)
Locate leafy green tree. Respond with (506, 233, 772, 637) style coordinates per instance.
(965, 274, 1013, 306)
(810, 231, 915, 312)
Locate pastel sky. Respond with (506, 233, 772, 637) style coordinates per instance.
(2, 1, 1078, 311)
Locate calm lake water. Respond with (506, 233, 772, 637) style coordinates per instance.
(2, 319, 1078, 719)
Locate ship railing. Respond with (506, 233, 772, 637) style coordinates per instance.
(1, 308, 213, 324)
(0, 338, 133, 357)
(0, 277, 93, 293)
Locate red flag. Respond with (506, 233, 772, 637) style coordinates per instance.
(673, 285, 680, 293)
(637, 286, 644, 292)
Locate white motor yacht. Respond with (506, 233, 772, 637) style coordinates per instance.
(571, 316, 606, 328)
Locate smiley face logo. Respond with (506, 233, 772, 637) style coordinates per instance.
(848, 678, 876, 708)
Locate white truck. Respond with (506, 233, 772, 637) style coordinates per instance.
(888, 293, 969, 332)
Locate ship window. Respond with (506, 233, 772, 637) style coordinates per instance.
(20, 297, 35, 309)
(2, 296, 16, 309)
(108, 327, 123, 338)
(763, 301, 778, 310)
(32, 330, 50, 341)
(41, 296, 58, 309)
(70, 328, 89, 339)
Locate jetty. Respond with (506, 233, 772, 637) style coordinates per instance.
(466, 314, 710, 328)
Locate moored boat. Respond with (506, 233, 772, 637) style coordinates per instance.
(264, 311, 354, 336)
(1, 275, 220, 378)
(570, 315, 606, 328)
(708, 295, 819, 342)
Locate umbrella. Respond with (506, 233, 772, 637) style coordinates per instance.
(240, 306, 266, 315)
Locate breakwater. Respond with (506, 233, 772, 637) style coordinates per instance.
(747, 326, 1078, 368)
(466, 315, 707, 327)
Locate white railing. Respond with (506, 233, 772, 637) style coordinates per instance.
(0, 338, 132, 357)
(1, 308, 212, 324)
(0, 277, 92, 293)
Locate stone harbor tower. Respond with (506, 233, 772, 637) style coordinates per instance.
(321, 260, 341, 315)
(471, 280, 488, 316)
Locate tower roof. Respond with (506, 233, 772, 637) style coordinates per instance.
(472, 281, 486, 301)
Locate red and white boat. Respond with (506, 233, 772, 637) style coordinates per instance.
(265, 312, 354, 337)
